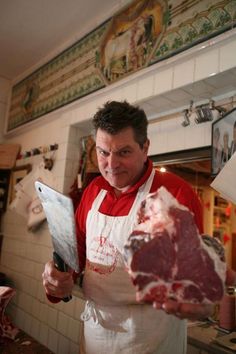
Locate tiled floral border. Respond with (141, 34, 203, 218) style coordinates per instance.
(7, 0, 236, 131)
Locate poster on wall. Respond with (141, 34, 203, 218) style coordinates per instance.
(211, 107, 236, 176)
(211, 151, 236, 205)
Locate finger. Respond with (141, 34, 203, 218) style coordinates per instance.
(42, 263, 72, 284)
(44, 275, 73, 297)
(153, 302, 162, 310)
(48, 286, 71, 298)
(161, 300, 179, 314)
(42, 262, 74, 298)
(179, 303, 213, 320)
(161, 301, 214, 320)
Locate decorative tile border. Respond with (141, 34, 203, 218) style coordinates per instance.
(7, 0, 236, 132)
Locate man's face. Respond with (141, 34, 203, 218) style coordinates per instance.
(95, 127, 149, 193)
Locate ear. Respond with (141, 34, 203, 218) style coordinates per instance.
(143, 139, 150, 154)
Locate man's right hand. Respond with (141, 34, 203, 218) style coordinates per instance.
(42, 260, 74, 300)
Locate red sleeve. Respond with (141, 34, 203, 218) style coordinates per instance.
(75, 178, 101, 272)
(151, 171, 203, 233)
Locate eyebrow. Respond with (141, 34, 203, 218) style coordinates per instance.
(96, 145, 132, 153)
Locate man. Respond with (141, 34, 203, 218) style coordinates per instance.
(43, 101, 214, 354)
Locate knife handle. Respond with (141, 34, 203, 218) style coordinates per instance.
(53, 251, 72, 302)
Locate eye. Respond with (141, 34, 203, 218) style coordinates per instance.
(119, 149, 131, 157)
(98, 149, 109, 157)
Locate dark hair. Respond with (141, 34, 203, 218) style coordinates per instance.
(92, 101, 148, 147)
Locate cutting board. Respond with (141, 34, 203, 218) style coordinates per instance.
(0, 144, 20, 169)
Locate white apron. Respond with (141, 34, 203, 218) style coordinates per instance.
(80, 170, 186, 354)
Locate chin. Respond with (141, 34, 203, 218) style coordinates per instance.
(109, 179, 126, 189)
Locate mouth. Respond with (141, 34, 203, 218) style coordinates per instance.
(105, 170, 123, 176)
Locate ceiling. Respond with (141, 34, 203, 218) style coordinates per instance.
(0, 0, 236, 120)
(0, 0, 119, 80)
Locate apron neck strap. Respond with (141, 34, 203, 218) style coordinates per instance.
(128, 168, 155, 218)
(91, 169, 155, 215)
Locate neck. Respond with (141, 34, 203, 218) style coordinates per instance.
(113, 162, 148, 197)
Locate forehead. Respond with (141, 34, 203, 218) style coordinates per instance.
(96, 127, 136, 149)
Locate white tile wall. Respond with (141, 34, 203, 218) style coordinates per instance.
(67, 317, 80, 343)
(148, 115, 212, 155)
(136, 74, 154, 101)
(194, 48, 219, 81)
(39, 303, 49, 323)
(69, 341, 80, 354)
(31, 317, 41, 339)
(120, 82, 138, 102)
(12, 306, 25, 328)
(61, 297, 76, 318)
(154, 67, 173, 95)
(39, 322, 49, 347)
(23, 312, 33, 334)
(48, 328, 59, 353)
(57, 311, 69, 337)
(173, 59, 195, 88)
(48, 306, 58, 329)
(219, 37, 236, 72)
(57, 334, 70, 354)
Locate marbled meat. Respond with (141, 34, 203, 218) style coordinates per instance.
(124, 187, 226, 305)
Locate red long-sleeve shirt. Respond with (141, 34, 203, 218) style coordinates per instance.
(75, 159, 203, 272)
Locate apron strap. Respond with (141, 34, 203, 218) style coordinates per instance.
(90, 189, 107, 213)
(128, 168, 155, 218)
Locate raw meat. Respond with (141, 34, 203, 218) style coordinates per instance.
(124, 187, 226, 305)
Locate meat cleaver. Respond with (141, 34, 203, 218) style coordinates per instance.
(35, 180, 79, 302)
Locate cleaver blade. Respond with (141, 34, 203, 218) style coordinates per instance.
(35, 180, 80, 273)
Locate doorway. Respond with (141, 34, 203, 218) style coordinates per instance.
(150, 146, 236, 270)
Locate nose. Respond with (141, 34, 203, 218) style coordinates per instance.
(107, 153, 119, 169)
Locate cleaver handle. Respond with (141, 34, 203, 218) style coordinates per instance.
(53, 251, 72, 302)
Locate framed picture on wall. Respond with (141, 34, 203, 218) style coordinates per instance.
(8, 164, 32, 204)
(211, 107, 236, 176)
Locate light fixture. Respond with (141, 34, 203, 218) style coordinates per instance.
(181, 99, 227, 127)
(209, 99, 227, 116)
(181, 100, 193, 127)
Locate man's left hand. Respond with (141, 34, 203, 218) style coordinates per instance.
(153, 300, 214, 321)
